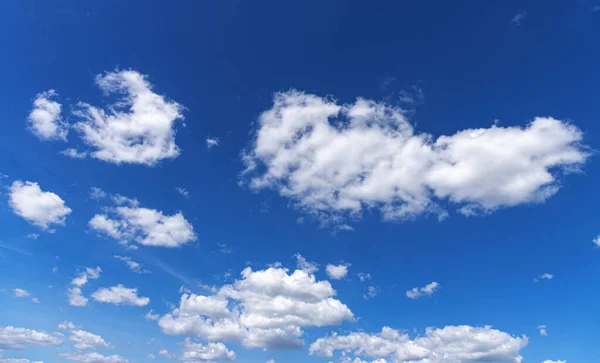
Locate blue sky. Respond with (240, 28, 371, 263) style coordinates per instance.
(0, 1, 599, 363)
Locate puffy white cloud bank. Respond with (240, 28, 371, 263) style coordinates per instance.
(309, 325, 528, 363)
(8, 181, 72, 231)
(158, 263, 354, 350)
(73, 70, 184, 165)
(242, 91, 589, 225)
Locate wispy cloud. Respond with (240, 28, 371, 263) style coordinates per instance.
(0, 241, 33, 256)
(509, 10, 528, 26)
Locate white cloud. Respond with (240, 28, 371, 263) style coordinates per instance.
(510, 10, 528, 26)
(534, 273, 553, 283)
(68, 267, 102, 307)
(295, 253, 318, 274)
(326, 264, 350, 280)
(91, 284, 150, 306)
(363, 285, 379, 300)
(8, 181, 72, 231)
(58, 352, 128, 363)
(31, 298, 40, 304)
(158, 263, 354, 350)
(73, 70, 184, 166)
(206, 138, 220, 149)
(357, 273, 371, 282)
(60, 148, 88, 159)
(537, 325, 548, 337)
(242, 91, 588, 227)
(89, 187, 107, 201)
(27, 89, 67, 141)
(147, 354, 155, 359)
(0, 358, 43, 363)
(12, 289, 30, 298)
(542, 360, 566, 363)
(145, 311, 160, 321)
(0, 326, 64, 350)
(69, 329, 110, 350)
(181, 338, 235, 361)
(26, 233, 39, 240)
(58, 321, 76, 330)
(89, 201, 196, 248)
(593, 234, 600, 247)
(310, 325, 528, 363)
(175, 187, 189, 198)
(113, 255, 149, 274)
(406, 281, 440, 299)
(157, 349, 175, 359)
(110, 194, 139, 207)
(266, 360, 275, 363)
(52, 267, 59, 274)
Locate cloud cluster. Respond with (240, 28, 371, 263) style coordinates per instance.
(406, 281, 440, 299)
(89, 201, 196, 248)
(158, 262, 354, 350)
(27, 89, 68, 141)
(0, 326, 64, 350)
(242, 91, 588, 226)
(8, 181, 72, 231)
(181, 338, 236, 361)
(91, 284, 149, 306)
(309, 325, 528, 363)
(73, 70, 184, 165)
(68, 267, 102, 307)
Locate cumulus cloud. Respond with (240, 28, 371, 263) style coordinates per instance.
(158, 263, 354, 350)
(113, 255, 149, 274)
(69, 329, 110, 350)
(58, 321, 76, 330)
(326, 264, 350, 280)
(89, 198, 196, 248)
(12, 289, 30, 298)
(181, 338, 235, 361)
(406, 281, 440, 299)
(60, 148, 88, 159)
(91, 284, 150, 306)
(58, 352, 128, 363)
(0, 326, 64, 350)
(8, 181, 72, 231)
(27, 89, 67, 141)
(310, 325, 528, 363)
(157, 349, 175, 359)
(206, 138, 219, 149)
(67, 267, 102, 307)
(145, 310, 160, 321)
(73, 70, 184, 165)
(242, 91, 589, 227)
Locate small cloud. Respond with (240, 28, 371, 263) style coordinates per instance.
(52, 267, 58, 274)
(175, 187, 189, 198)
(357, 272, 371, 282)
(326, 263, 350, 280)
(148, 353, 156, 359)
(593, 234, 600, 247)
(58, 320, 76, 330)
(89, 187, 107, 201)
(406, 281, 440, 299)
(217, 243, 233, 254)
(295, 253, 318, 274)
(13, 288, 30, 297)
(537, 325, 548, 336)
(206, 137, 220, 149)
(27, 233, 40, 240)
(592, 5, 600, 12)
(363, 285, 380, 300)
(60, 148, 87, 159)
(145, 310, 160, 321)
(32, 297, 40, 304)
(534, 273, 553, 283)
(509, 10, 528, 26)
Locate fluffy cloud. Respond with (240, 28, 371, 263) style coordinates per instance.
(60, 148, 88, 159)
(309, 325, 528, 363)
(68, 267, 102, 307)
(113, 255, 149, 274)
(0, 326, 64, 350)
(157, 349, 175, 359)
(91, 284, 150, 306)
(158, 263, 354, 350)
(12, 289, 30, 298)
(89, 202, 196, 248)
(295, 253, 318, 274)
(206, 138, 220, 149)
(89, 187, 107, 201)
(58, 321, 76, 330)
(58, 352, 128, 363)
(145, 311, 160, 321)
(27, 89, 67, 141)
(69, 330, 110, 350)
(326, 264, 350, 280)
(406, 281, 440, 299)
(242, 91, 589, 226)
(73, 70, 184, 165)
(181, 338, 235, 361)
(534, 273, 553, 283)
(8, 181, 72, 230)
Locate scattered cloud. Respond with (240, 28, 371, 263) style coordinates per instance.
(67, 267, 102, 307)
(26, 233, 39, 240)
(310, 325, 528, 363)
(591, 5, 600, 12)
(363, 285, 379, 300)
(145, 310, 160, 321)
(406, 281, 440, 299)
(295, 253, 318, 274)
(510, 10, 528, 26)
(325, 264, 350, 280)
(206, 137, 220, 149)
(89, 198, 196, 248)
(357, 273, 371, 282)
(157, 349, 176, 359)
(542, 360, 566, 363)
(242, 91, 588, 227)
(58, 321, 76, 330)
(113, 255, 150, 274)
(534, 273, 553, 283)
(61, 148, 88, 159)
(27, 89, 68, 141)
(147, 354, 155, 359)
(538, 325, 548, 336)
(217, 243, 233, 254)
(175, 187, 189, 198)
(0, 326, 64, 350)
(31, 298, 40, 304)
(91, 284, 150, 306)
(593, 234, 600, 247)
(8, 181, 72, 231)
(53, 267, 59, 274)
(58, 352, 128, 363)
(181, 338, 236, 361)
(89, 187, 107, 201)
(73, 70, 184, 166)
(12, 288, 30, 298)
(158, 263, 354, 350)
(0, 357, 43, 363)
(110, 194, 139, 207)
(69, 329, 111, 350)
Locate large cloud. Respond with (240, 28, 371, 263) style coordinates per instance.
(0, 326, 63, 350)
(27, 89, 68, 141)
(89, 199, 196, 248)
(73, 70, 183, 165)
(158, 262, 354, 350)
(242, 91, 589, 225)
(309, 325, 528, 363)
(8, 181, 72, 231)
